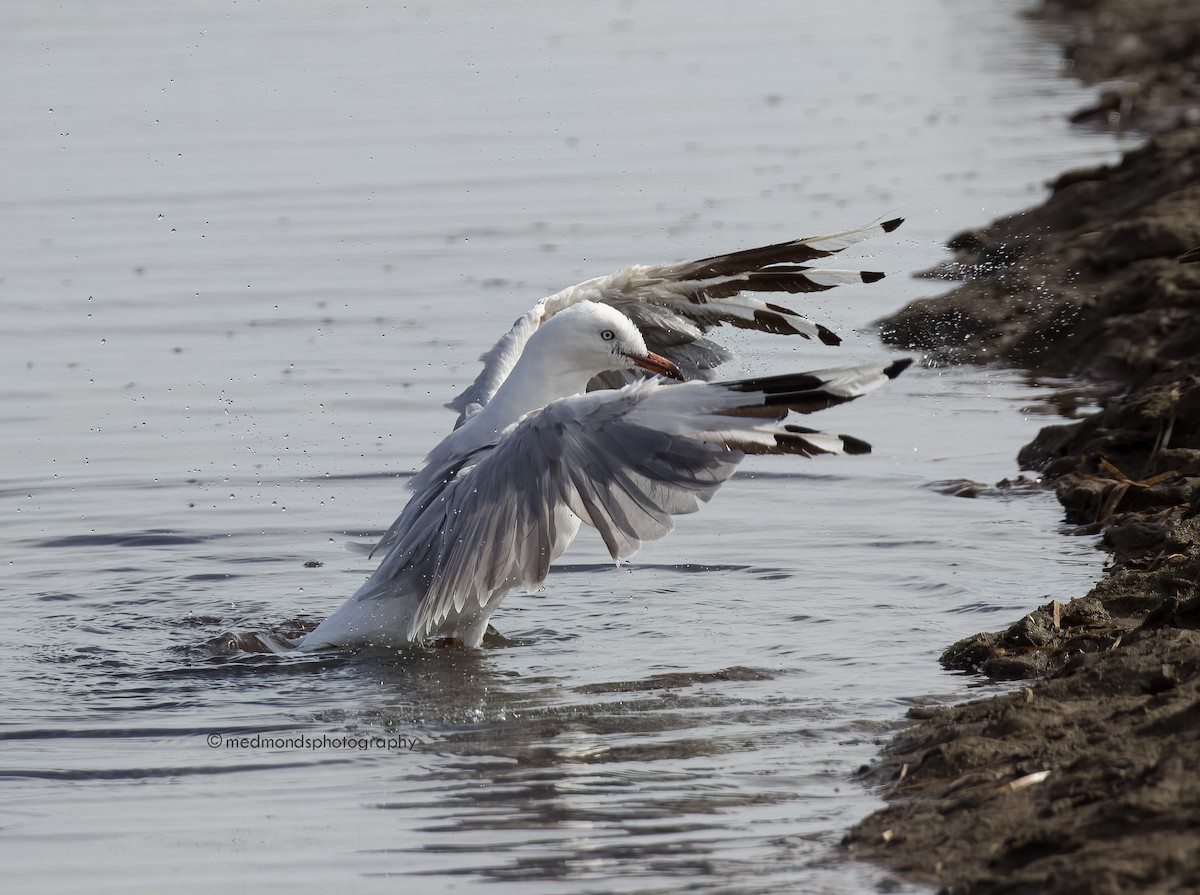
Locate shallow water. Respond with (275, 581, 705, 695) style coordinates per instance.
(3, 1, 1128, 892)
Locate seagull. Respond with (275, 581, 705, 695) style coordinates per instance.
(298, 218, 910, 650)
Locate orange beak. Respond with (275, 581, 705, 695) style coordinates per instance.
(625, 350, 684, 381)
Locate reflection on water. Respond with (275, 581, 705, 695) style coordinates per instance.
(0, 0, 1126, 892)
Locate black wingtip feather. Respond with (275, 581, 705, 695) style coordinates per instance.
(752, 308, 810, 337)
(882, 217, 904, 233)
(861, 271, 886, 284)
(781, 424, 873, 456)
(884, 358, 914, 379)
(838, 433, 873, 455)
(817, 325, 842, 346)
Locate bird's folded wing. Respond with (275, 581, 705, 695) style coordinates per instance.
(372, 358, 908, 640)
(448, 217, 903, 425)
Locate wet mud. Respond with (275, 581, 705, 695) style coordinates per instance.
(847, 1, 1200, 892)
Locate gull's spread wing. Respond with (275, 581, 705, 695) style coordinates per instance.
(448, 218, 903, 426)
(362, 358, 909, 640)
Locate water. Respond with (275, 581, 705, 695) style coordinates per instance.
(2, 1, 1128, 892)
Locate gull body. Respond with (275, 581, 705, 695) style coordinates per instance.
(298, 219, 909, 650)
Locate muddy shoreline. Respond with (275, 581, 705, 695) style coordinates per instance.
(845, 1, 1200, 892)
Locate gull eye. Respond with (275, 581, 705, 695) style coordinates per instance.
(600, 329, 616, 341)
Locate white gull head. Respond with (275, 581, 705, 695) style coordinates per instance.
(524, 300, 682, 386)
(458, 301, 681, 438)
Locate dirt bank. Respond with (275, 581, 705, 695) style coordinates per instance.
(845, 1, 1200, 892)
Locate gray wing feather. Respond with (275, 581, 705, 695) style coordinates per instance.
(364, 386, 742, 640)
